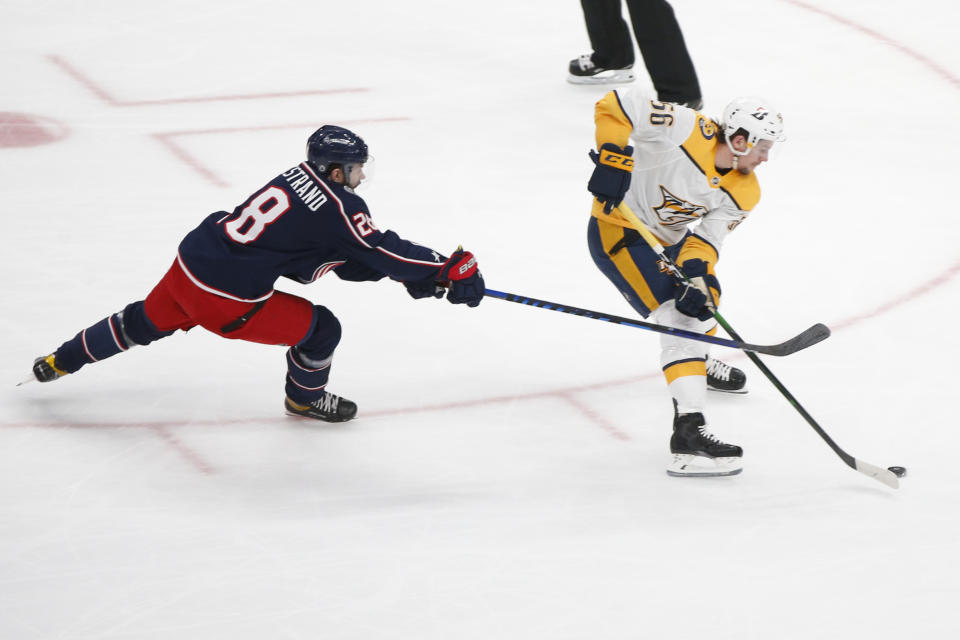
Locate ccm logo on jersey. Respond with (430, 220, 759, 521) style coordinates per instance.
(351, 211, 378, 237)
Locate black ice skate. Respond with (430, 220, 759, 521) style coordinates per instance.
(667, 411, 743, 477)
(706, 355, 747, 394)
(567, 54, 636, 85)
(284, 392, 357, 423)
(32, 354, 67, 383)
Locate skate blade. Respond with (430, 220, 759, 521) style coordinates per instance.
(707, 386, 749, 395)
(566, 71, 636, 85)
(667, 454, 742, 477)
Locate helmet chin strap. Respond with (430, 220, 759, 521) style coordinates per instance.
(725, 137, 751, 172)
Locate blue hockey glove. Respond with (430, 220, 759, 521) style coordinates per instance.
(673, 259, 720, 321)
(437, 248, 485, 307)
(403, 279, 444, 300)
(588, 143, 634, 214)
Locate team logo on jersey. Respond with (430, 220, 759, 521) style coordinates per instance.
(652, 185, 708, 228)
(699, 118, 716, 140)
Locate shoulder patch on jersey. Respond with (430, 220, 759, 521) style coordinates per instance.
(698, 118, 717, 140)
(680, 117, 718, 176)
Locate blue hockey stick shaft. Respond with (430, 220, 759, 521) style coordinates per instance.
(484, 288, 828, 357)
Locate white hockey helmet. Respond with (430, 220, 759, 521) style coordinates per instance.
(722, 96, 785, 156)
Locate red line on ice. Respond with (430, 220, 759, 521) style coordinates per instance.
(46, 54, 368, 105)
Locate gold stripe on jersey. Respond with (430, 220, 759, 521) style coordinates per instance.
(594, 91, 633, 149)
(596, 217, 661, 311)
(680, 117, 761, 212)
(590, 199, 670, 245)
(663, 358, 706, 384)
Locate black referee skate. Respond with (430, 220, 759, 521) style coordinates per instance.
(706, 355, 747, 394)
(32, 354, 67, 383)
(567, 54, 636, 85)
(285, 392, 357, 423)
(667, 411, 742, 477)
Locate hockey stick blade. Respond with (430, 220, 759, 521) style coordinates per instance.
(764, 323, 831, 356)
(485, 289, 828, 356)
(853, 459, 900, 489)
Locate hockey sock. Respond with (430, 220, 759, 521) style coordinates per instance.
(285, 347, 333, 405)
(53, 302, 173, 373)
(284, 305, 342, 403)
(662, 357, 707, 413)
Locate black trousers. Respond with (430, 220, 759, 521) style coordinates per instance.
(580, 0, 701, 103)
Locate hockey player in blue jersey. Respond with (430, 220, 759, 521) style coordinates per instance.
(28, 125, 485, 422)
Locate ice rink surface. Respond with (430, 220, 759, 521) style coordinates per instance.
(2, 0, 959, 637)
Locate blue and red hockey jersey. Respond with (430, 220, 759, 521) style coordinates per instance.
(177, 162, 447, 302)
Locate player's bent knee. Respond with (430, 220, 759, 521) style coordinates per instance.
(120, 301, 174, 346)
(296, 305, 342, 360)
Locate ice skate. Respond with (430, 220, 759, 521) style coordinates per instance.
(567, 54, 635, 85)
(706, 355, 747, 394)
(31, 354, 68, 383)
(667, 411, 742, 477)
(284, 392, 357, 423)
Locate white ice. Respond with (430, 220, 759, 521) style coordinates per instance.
(2, 1, 959, 638)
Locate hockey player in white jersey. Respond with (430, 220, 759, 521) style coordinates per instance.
(585, 89, 785, 477)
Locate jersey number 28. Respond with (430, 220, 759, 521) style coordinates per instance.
(224, 186, 291, 244)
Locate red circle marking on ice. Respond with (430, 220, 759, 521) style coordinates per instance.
(0, 112, 69, 147)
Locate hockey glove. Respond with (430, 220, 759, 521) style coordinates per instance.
(403, 279, 444, 300)
(437, 248, 485, 307)
(673, 259, 721, 322)
(588, 143, 634, 214)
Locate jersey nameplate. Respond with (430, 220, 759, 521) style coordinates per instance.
(281, 166, 328, 212)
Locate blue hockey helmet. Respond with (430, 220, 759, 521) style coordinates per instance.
(306, 125, 369, 175)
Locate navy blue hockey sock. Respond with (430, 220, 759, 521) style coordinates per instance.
(285, 347, 334, 405)
(285, 306, 341, 404)
(54, 301, 173, 373)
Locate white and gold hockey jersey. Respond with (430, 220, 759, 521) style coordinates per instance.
(590, 87, 761, 274)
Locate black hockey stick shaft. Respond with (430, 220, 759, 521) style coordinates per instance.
(484, 289, 828, 356)
(613, 203, 899, 488)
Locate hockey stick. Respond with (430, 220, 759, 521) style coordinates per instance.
(484, 289, 828, 356)
(612, 202, 901, 489)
